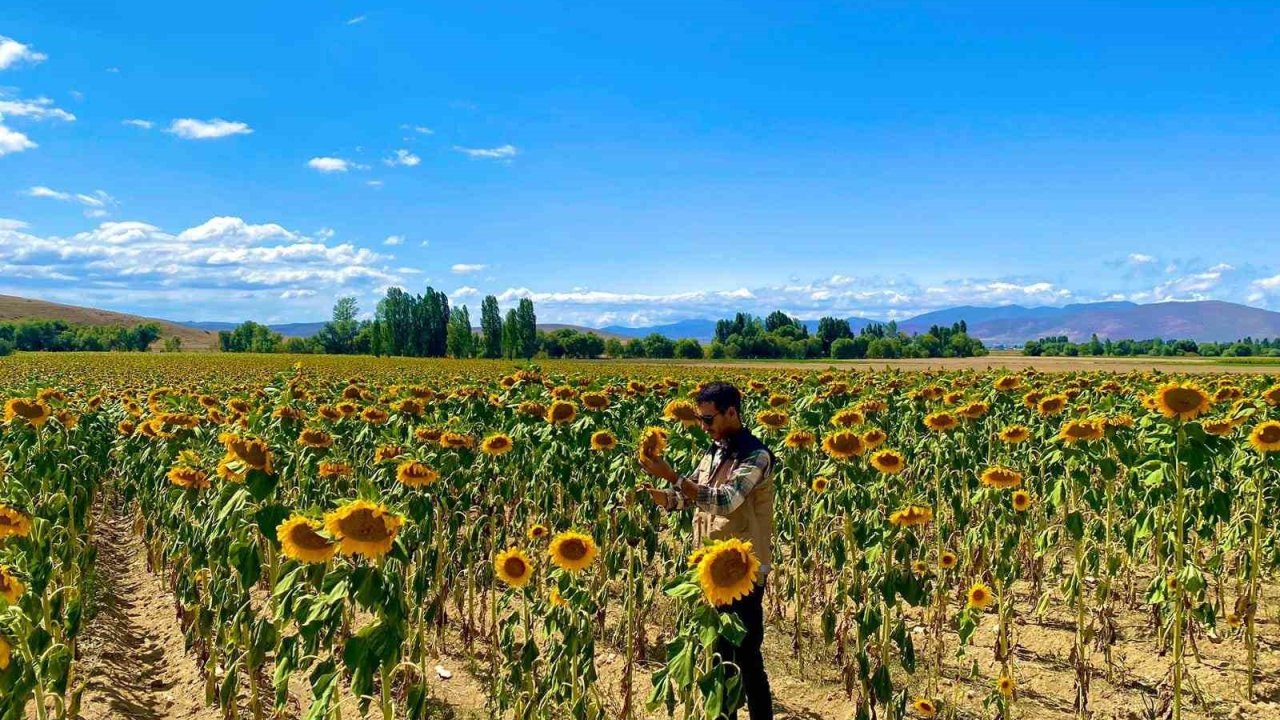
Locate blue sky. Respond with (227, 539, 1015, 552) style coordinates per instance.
(2, 2, 1279, 326)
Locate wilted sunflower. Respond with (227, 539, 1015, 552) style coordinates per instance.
(527, 523, 549, 541)
(549, 531, 599, 573)
(297, 427, 334, 449)
(480, 433, 515, 457)
(862, 427, 887, 449)
(0, 633, 9, 671)
(1011, 490, 1032, 512)
(0, 566, 24, 603)
(967, 582, 993, 610)
(396, 460, 439, 488)
(1036, 394, 1068, 416)
(980, 466, 1023, 489)
(546, 400, 578, 425)
(168, 464, 210, 490)
(324, 500, 403, 559)
(1153, 383, 1211, 421)
(870, 449, 905, 475)
(439, 432, 475, 450)
(994, 375, 1022, 392)
(1248, 420, 1280, 453)
(755, 410, 789, 431)
(909, 697, 938, 718)
(923, 412, 958, 432)
(590, 430, 618, 452)
(996, 675, 1015, 698)
(580, 392, 609, 411)
(830, 408, 864, 427)
(822, 430, 864, 461)
(277, 515, 337, 564)
(889, 505, 932, 527)
(1058, 419, 1104, 444)
(637, 426, 669, 460)
(4, 398, 51, 428)
(784, 429, 816, 449)
(664, 400, 700, 427)
(1262, 384, 1280, 407)
(1202, 417, 1234, 436)
(696, 538, 760, 606)
(318, 461, 353, 478)
(959, 402, 989, 420)
(767, 393, 791, 408)
(0, 506, 32, 539)
(998, 425, 1030, 443)
(810, 476, 829, 493)
(361, 406, 390, 425)
(494, 547, 533, 588)
(222, 434, 272, 473)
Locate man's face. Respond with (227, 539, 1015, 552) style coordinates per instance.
(696, 401, 735, 441)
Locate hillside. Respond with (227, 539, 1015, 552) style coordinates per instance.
(0, 295, 219, 350)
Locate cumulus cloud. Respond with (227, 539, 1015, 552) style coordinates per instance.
(0, 218, 29, 230)
(167, 118, 252, 140)
(0, 36, 46, 70)
(452, 286, 479, 297)
(122, 118, 154, 129)
(307, 156, 351, 172)
(384, 149, 420, 167)
(451, 263, 488, 274)
(452, 144, 517, 160)
(0, 123, 36, 155)
(1128, 253, 1156, 265)
(383, 235, 404, 246)
(0, 96, 76, 122)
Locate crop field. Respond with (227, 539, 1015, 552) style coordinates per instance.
(0, 353, 1277, 720)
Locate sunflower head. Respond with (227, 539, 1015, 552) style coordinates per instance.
(1248, 420, 1280, 454)
(0, 633, 9, 671)
(1036, 394, 1068, 416)
(548, 531, 599, 573)
(923, 412, 958, 432)
(910, 697, 938, 717)
(637, 427, 669, 460)
(4, 398, 51, 428)
(223, 434, 272, 473)
(324, 500, 403, 559)
(168, 464, 210, 490)
(318, 461, 353, 478)
(967, 582, 993, 610)
(277, 515, 337, 564)
(831, 408, 864, 427)
(1153, 383, 1211, 421)
(861, 427, 887, 449)
(996, 675, 1015, 698)
(938, 551, 958, 570)
(481, 433, 515, 457)
(998, 425, 1030, 444)
(889, 505, 932, 528)
(396, 460, 439, 488)
(870, 449, 905, 475)
(664, 400, 700, 427)
(0, 506, 33, 539)
(297, 427, 334, 449)
(494, 547, 534, 588)
(580, 392, 609, 410)
(527, 523, 549, 541)
(755, 410, 789, 431)
(1012, 490, 1032, 512)
(994, 375, 1022, 392)
(810, 476, 829, 493)
(1262, 384, 1280, 407)
(822, 430, 864, 460)
(546, 400, 578, 425)
(696, 538, 760, 606)
(590, 430, 618, 452)
(1202, 417, 1234, 436)
(979, 466, 1023, 490)
(784, 429, 816, 449)
(1058, 419, 1104, 444)
(0, 566, 25, 604)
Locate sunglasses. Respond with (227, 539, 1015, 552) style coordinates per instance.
(697, 411, 720, 425)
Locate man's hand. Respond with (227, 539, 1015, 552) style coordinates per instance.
(638, 454, 679, 484)
(640, 485, 674, 510)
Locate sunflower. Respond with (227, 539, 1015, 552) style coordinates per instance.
(494, 547, 534, 588)
(755, 410, 789, 431)
(1011, 490, 1033, 512)
(277, 515, 337, 564)
(664, 400, 700, 427)
(911, 560, 928, 575)
(998, 425, 1030, 443)
(0, 506, 32, 539)
(216, 454, 245, 483)
(549, 587, 568, 607)
(938, 551, 958, 570)
(117, 419, 136, 436)
(784, 429, 816, 449)
(589, 430, 617, 452)
(909, 697, 938, 718)
(324, 500, 403, 559)
(361, 406, 390, 425)
(923, 412, 958, 432)
(959, 402, 989, 420)
(811, 476, 829, 493)
(1036, 394, 1068, 416)
(862, 427, 887, 449)
(4, 398, 51, 428)
(1153, 383, 1211, 421)
(980, 466, 1023, 489)
(439, 432, 475, 450)
(889, 505, 932, 527)
(581, 392, 609, 411)
(1262, 384, 1280, 407)
(637, 426, 669, 460)
(297, 427, 334, 449)
(1058, 418, 1104, 444)
(967, 582, 993, 610)
(0, 566, 24, 604)
(1248, 420, 1280, 453)
(548, 531, 599, 573)
(223, 434, 272, 473)
(696, 538, 760, 606)
(396, 460, 439, 488)
(870, 449, 905, 475)
(994, 375, 1022, 392)
(318, 461, 352, 478)
(480, 433, 515, 457)
(393, 399, 424, 416)
(0, 634, 9, 671)
(830, 408, 864, 427)
(1227, 612, 1242, 628)
(527, 523, 549, 541)
(996, 675, 1015, 698)
(822, 430, 864, 460)
(227, 398, 251, 414)
(546, 400, 578, 425)
(1202, 417, 1234, 436)
(168, 464, 210, 490)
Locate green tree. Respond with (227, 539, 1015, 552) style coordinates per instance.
(673, 338, 703, 359)
(317, 297, 363, 354)
(516, 298, 538, 358)
(446, 305, 475, 358)
(480, 295, 503, 358)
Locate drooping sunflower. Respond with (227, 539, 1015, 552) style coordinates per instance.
(324, 500, 403, 559)
(527, 523, 549, 541)
(664, 400, 700, 427)
(810, 476, 829, 493)
(277, 515, 337, 564)
(696, 538, 760, 607)
(0, 506, 32, 539)
(870, 449, 905, 475)
(637, 426, 669, 460)
(994, 375, 1022, 392)
(923, 412, 958, 433)
(439, 432, 475, 450)
(909, 697, 938, 717)
(546, 400, 578, 425)
(959, 402, 989, 420)
(1262, 383, 1280, 407)
(830, 408, 864, 427)
(0, 633, 9, 670)
(1248, 420, 1280, 454)
(1058, 418, 1104, 444)
(590, 430, 618, 452)
(822, 430, 864, 461)
(1153, 383, 1211, 421)
(1202, 417, 1235, 436)
(861, 427, 887, 449)
(548, 531, 599, 573)
(318, 461, 352, 478)
(168, 464, 210, 490)
(4, 398, 51, 428)
(996, 675, 1015, 698)
(549, 587, 568, 607)
(396, 460, 439, 488)
(783, 429, 816, 450)
(1011, 490, 1032, 512)
(580, 392, 610, 411)
(980, 466, 1023, 489)
(222, 434, 272, 473)
(0, 566, 24, 604)
(360, 406, 390, 425)
(297, 427, 334, 449)
(967, 582, 993, 610)
(998, 425, 1030, 444)
(494, 547, 533, 588)
(755, 410, 789, 432)
(480, 433, 515, 457)
(889, 505, 932, 527)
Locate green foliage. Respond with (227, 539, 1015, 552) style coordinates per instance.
(1023, 334, 1280, 358)
(0, 319, 161, 352)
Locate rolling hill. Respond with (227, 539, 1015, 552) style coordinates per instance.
(0, 295, 219, 350)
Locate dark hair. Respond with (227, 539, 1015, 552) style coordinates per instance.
(695, 381, 742, 413)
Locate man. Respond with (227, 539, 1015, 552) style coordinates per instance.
(639, 381, 775, 720)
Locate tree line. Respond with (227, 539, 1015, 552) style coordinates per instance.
(1024, 334, 1280, 358)
(0, 319, 162, 356)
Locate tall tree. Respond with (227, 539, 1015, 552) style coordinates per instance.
(480, 295, 503, 359)
(446, 305, 475, 358)
(516, 298, 537, 358)
(502, 308, 521, 359)
(316, 297, 362, 354)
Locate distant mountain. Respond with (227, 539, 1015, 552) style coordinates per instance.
(182, 320, 327, 337)
(601, 319, 720, 342)
(897, 302, 1137, 334)
(0, 295, 219, 350)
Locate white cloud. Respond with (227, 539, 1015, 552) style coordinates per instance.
(1128, 253, 1156, 265)
(307, 156, 351, 173)
(0, 218, 28, 231)
(25, 186, 71, 201)
(383, 235, 404, 246)
(0, 123, 36, 155)
(0, 36, 47, 70)
(366, 179, 384, 187)
(452, 144, 517, 159)
(280, 289, 317, 299)
(0, 96, 76, 122)
(452, 286, 479, 297)
(24, 187, 115, 215)
(384, 149, 420, 167)
(419, 239, 430, 248)
(122, 118, 153, 129)
(346, 14, 367, 24)
(167, 118, 253, 140)
(451, 263, 488, 274)
(400, 124, 433, 135)
(84, 209, 108, 219)
(105, 67, 120, 73)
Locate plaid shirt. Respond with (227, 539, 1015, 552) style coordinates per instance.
(663, 443, 771, 515)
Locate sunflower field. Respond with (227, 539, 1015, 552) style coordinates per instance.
(0, 353, 1278, 720)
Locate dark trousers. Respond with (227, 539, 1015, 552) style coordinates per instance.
(715, 581, 774, 720)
